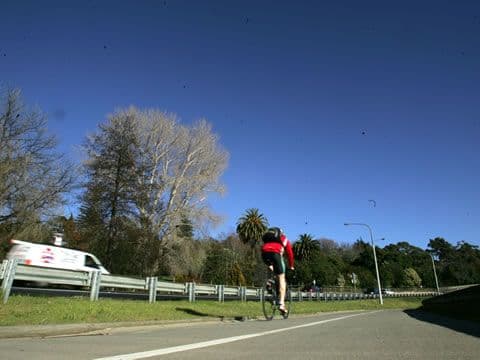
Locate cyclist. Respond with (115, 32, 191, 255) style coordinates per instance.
(261, 227, 295, 315)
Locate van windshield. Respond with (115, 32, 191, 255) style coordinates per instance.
(84, 255, 100, 269)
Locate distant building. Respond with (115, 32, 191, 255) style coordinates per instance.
(53, 232, 64, 246)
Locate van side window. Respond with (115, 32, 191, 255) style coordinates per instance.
(85, 255, 100, 269)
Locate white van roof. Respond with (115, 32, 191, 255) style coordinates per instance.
(10, 239, 94, 255)
(8, 239, 110, 274)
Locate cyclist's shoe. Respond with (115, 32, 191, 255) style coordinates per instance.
(279, 304, 288, 315)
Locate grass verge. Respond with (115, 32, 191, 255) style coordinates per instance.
(0, 296, 424, 326)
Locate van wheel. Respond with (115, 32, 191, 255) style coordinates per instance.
(13, 280, 49, 288)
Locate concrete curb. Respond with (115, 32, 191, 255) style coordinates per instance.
(0, 312, 352, 339)
(0, 318, 229, 339)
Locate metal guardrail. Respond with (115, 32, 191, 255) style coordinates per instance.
(1, 259, 439, 304)
(195, 283, 217, 295)
(101, 274, 146, 290)
(156, 279, 186, 294)
(0, 260, 7, 280)
(16, 264, 91, 287)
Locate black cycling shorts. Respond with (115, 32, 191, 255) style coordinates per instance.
(261, 252, 286, 275)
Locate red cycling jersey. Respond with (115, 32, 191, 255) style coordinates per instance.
(261, 234, 294, 269)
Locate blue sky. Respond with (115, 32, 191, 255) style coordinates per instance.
(1, 1, 479, 249)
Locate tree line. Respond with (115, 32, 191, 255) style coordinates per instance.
(1, 88, 479, 290)
(0, 88, 228, 277)
(234, 209, 480, 290)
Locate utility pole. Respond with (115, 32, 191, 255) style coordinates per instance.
(430, 254, 440, 294)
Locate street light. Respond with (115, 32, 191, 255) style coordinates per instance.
(429, 254, 440, 294)
(344, 222, 384, 305)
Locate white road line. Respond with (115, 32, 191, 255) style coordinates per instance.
(93, 311, 379, 360)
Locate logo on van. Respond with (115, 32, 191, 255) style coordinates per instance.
(40, 247, 55, 263)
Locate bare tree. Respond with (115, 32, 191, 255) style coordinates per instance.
(133, 110, 228, 234)
(0, 88, 75, 235)
(134, 109, 228, 273)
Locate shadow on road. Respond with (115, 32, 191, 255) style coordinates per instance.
(404, 309, 480, 338)
(175, 307, 212, 317)
(175, 307, 248, 322)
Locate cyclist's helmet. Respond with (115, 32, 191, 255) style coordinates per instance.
(263, 227, 283, 243)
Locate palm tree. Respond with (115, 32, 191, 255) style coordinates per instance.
(293, 233, 319, 261)
(236, 208, 269, 249)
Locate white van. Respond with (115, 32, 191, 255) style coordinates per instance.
(6, 239, 110, 275)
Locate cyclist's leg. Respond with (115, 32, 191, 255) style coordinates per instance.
(277, 265, 287, 312)
(267, 253, 287, 312)
(278, 273, 287, 307)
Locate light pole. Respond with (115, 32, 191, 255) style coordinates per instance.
(344, 222, 383, 305)
(430, 254, 440, 294)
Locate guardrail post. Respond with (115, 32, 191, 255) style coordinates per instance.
(89, 270, 101, 301)
(258, 287, 263, 303)
(148, 277, 158, 303)
(187, 282, 196, 302)
(0, 259, 8, 280)
(243, 287, 248, 302)
(217, 285, 224, 303)
(2, 259, 18, 304)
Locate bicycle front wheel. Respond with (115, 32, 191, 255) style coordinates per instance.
(262, 283, 277, 321)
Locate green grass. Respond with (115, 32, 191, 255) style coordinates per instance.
(0, 296, 424, 326)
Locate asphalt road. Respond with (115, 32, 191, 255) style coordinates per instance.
(0, 310, 479, 360)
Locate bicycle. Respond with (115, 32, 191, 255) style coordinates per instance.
(261, 271, 291, 320)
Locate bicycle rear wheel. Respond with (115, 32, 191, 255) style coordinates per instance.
(262, 281, 277, 321)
